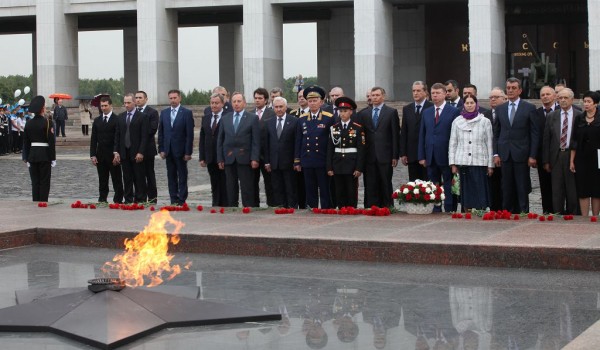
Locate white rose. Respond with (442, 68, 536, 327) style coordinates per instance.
(403, 188, 409, 194)
(413, 189, 420, 195)
(425, 188, 432, 194)
(440, 194, 446, 200)
(407, 182, 415, 187)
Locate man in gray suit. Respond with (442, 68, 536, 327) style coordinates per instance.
(493, 77, 539, 213)
(542, 88, 577, 214)
(217, 92, 260, 207)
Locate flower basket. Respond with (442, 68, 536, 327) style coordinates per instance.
(393, 180, 444, 214)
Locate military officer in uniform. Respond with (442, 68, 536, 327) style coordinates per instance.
(327, 97, 365, 208)
(294, 86, 335, 209)
(22, 95, 56, 202)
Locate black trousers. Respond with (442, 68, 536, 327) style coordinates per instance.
(29, 161, 51, 202)
(81, 125, 89, 135)
(97, 158, 123, 203)
(144, 156, 157, 203)
(254, 161, 274, 207)
(488, 167, 503, 211)
(54, 119, 66, 137)
(363, 162, 393, 208)
(121, 149, 147, 203)
(537, 165, 553, 213)
(296, 170, 306, 209)
(225, 162, 256, 207)
(334, 174, 358, 208)
(501, 159, 531, 214)
(407, 161, 428, 182)
(207, 162, 228, 207)
(271, 168, 297, 208)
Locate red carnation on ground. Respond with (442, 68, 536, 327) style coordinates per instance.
(242, 207, 251, 214)
(89, 204, 96, 209)
(591, 216, 598, 222)
(219, 207, 225, 214)
(210, 208, 216, 213)
(196, 205, 203, 211)
(539, 216, 546, 222)
(150, 206, 155, 211)
(513, 214, 520, 220)
(547, 215, 554, 221)
(465, 213, 471, 219)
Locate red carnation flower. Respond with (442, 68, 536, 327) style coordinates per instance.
(591, 216, 597, 222)
(90, 204, 96, 209)
(210, 209, 217, 213)
(547, 215, 554, 221)
(392, 192, 398, 199)
(150, 206, 155, 211)
(288, 208, 295, 214)
(197, 205, 203, 211)
(242, 207, 251, 214)
(465, 213, 472, 219)
(513, 214, 520, 220)
(219, 207, 225, 214)
(539, 216, 546, 221)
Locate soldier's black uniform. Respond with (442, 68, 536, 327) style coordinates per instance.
(22, 96, 56, 202)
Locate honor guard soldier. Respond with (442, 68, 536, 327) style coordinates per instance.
(294, 85, 335, 209)
(22, 95, 56, 202)
(327, 97, 365, 208)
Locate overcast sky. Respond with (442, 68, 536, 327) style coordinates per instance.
(0, 23, 317, 93)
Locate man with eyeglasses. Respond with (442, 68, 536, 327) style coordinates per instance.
(483, 88, 506, 211)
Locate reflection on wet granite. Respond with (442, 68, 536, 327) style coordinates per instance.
(0, 245, 599, 350)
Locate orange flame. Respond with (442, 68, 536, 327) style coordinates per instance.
(102, 210, 191, 287)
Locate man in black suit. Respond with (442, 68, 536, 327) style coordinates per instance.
(532, 86, 557, 213)
(200, 93, 228, 207)
(542, 88, 578, 214)
(203, 86, 232, 117)
(290, 89, 309, 118)
(357, 86, 400, 207)
(400, 81, 431, 181)
(289, 88, 308, 209)
(462, 83, 489, 113)
(483, 87, 506, 211)
(265, 96, 298, 208)
(114, 93, 149, 203)
(445, 80, 464, 110)
(493, 77, 539, 213)
(217, 92, 260, 207)
(252, 87, 276, 207)
(90, 97, 123, 203)
(135, 90, 159, 203)
(268, 87, 293, 114)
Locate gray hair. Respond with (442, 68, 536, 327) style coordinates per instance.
(273, 96, 287, 106)
(270, 87, 283, 94)
(412, 81, 428, 91)
(210, 93, 225, 103)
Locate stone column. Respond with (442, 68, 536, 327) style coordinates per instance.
(468, 0, 505, 92)
(123, 27, 138, 95)
(233, 24, 244, 93)
(354, 0, 394, 100)
(219, 24, 244, 94)
(137, 0, 178, 105)
(35, 0, 79, 106)
(589, 0, 600, 89)
(242, 0, 283, 96)
(316, 19, 330, 89)
(393, 6, 426, 101)
(32, 32, 37, 95)
(329, 8, 355, 98)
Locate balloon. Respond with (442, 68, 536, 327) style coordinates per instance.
(14, 89, 21, 98)
(24, 86, 30, 94)
(18, 99, 25, 106)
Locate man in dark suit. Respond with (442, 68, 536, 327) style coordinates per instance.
(114, 93, 148, 204)
(483, 88, 506, 211)
(268, 87, 293, 114)
(90, 97, 123, 203)
(493, 77, 539, 213)
(200, 93, 228, 207)
(462, 83, 489, 113)
(265, 96, 298, 208)
(542, 88, 577, 214)
(22, 95, 55, 202)
(401, 81, 432, 181)
(445, 80, 464, 110)
(252, 87, 276, 207)
(203, 86, 232, 117)
(294, 86, 335, 209)
(217, 92, 260, 207)
(357, 86, 399, 208)
(135, 90, 159, 203)
(418, 83, 460, 212)
(158, 89, 195, 205)
(532, 86, 557, 213)
(52, 98, 68, 137)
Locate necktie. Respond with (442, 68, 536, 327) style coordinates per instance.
(545, 108, 552, 115)
(416, 105, 421, 116)
(137, 107, 143, 112)
(334, 107, 338, 117)
(277, 117, 283, 139)
(372, 107, 380, 127)
(312, 114, 317, 121)
(257, 109, 263, 120)
(509, 103, 516, 125)
(343, 123, 348, 130)
(435, 108, 440, 125)
(451, 102, 456, 108)
(560, 111, 569, 149)
(125, 112, 132, 148)
(170, 108, 176, 127)
(492, 109, 496, 122)
(103, 116, 108, 123)
(234, 113, 240, 132)
(211, 115, 218, 134)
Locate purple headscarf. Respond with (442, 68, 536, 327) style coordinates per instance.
(461, 102, 479, 120)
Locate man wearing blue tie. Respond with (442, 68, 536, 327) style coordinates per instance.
(158, 89, 195, 205)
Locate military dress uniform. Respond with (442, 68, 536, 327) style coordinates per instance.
(22, 96, 56, 202)
(294, 109, 334, 208)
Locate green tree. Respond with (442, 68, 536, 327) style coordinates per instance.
(181, 89, 211, 105)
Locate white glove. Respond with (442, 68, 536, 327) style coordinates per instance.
(51, 160, 56, 168)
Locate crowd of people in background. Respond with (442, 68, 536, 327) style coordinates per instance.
(15, 77, 600, 216)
